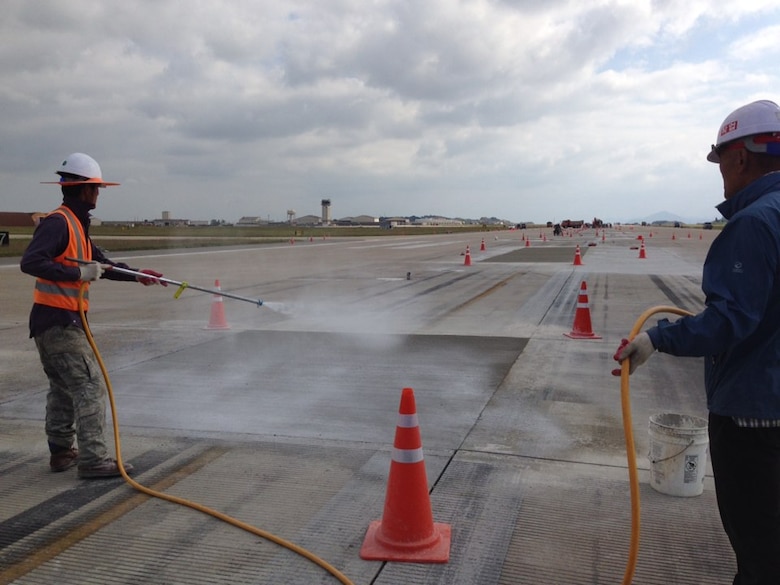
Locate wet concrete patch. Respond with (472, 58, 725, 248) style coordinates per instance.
(95, 332, 528, 450)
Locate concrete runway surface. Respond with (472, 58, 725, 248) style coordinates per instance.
(0, 226, 736, 584)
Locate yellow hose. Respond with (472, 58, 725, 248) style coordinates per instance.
(78, 284, 355, 585)
(620, 305, 694, 585)
(78, 282, 690, 585)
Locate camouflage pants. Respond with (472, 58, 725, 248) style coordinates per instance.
(34, 325, 108, 466)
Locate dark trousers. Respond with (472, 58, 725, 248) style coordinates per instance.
(709, 413, 780, 585)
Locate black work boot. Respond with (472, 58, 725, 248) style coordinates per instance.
(50, 447, 79, 472)
(77, 459, 133, 479)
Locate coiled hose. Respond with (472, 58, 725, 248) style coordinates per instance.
(619, 305, 693, 585)
(78, 283, 355, 585)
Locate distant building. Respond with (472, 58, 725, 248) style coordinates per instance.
(152, 217, 189, 227)
(412, 216, 463, 227)
(236, 216, 270, 226)
(380, 217, 410, 229)
(295, 215, 322, 226)
(0, 212, 42, 227)
(336, 215, 379, 226)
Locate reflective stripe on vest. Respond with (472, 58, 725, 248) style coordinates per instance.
(33, 206, 92, 311)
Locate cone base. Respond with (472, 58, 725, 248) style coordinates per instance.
(359, 520, 451, 563)
(204, 324, 231, 330)
(564, 331, 602, 340)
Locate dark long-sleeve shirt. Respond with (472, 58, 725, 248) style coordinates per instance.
(20, 198, 139, 338)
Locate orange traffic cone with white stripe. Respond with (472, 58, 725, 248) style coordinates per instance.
(464, 245, 472, 266)
(638, 241, 647, 259)
(360, 388, 452, 563)
(204, 280, 231, 330)
(480, 238, 486, 251)
(564, 280, 601, 339)
(573, 244, 583, 266)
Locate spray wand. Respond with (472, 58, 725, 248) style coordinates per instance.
(66, 257, 264, 307)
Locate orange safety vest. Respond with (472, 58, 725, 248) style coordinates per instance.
(33, 206, 93, 311)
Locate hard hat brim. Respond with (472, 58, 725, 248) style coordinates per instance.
(41, 178, 120, 187)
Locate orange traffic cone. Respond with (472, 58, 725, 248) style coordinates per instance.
(464, 245, 472, 266)
(205, 280, 230, 330)
(638, 241, 647, 259)
(573, 244, 583, 266)
(360, 388, 451, 563)
(525, 237, 531, 247)
(480, 238, 486, 251)
(564, 281, 602, 339)
(672, 233, 676, 240)
(602, 232, 606, 243)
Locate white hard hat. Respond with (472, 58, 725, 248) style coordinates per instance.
(41, 152, 120, 187)
(708, 100, 780, 163)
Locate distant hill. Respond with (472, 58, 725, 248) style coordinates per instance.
(627, 211, 713, 224)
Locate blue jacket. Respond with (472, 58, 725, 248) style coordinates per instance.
(647, 172, 780, 419)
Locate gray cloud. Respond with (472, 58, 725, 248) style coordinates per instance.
(2, 1, 779, 223)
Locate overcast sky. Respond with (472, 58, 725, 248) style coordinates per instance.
(3, 1, 780, 224)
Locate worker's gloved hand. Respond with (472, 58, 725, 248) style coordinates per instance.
(137, 269, 167, 286)
(611, 332, 655, 376)
(78, 262, 104, 282)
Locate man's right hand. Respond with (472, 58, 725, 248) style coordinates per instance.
(612, 332, 655, 375)
(78, 262, 104, 282)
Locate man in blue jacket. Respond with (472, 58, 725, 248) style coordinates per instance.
(616, 100, 780, 585)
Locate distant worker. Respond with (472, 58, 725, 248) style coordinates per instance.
(21, 153, 166, 479)
(614, 100, 780, 584)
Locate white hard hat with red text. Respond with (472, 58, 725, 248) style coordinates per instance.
(708, 100, 780, 163)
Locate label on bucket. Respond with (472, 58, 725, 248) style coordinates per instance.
(683, 454, 698, 484)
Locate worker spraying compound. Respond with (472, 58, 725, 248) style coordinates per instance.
(22, 153, 351, 583)
(21, 152, 167, 479)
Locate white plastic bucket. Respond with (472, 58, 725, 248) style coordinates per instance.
(648, 413, 709, 497)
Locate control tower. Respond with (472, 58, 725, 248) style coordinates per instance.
(321, 199, 332, 225)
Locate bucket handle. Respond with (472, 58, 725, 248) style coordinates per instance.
(648, 438, 695, 464)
